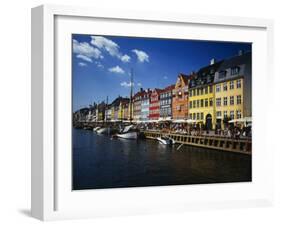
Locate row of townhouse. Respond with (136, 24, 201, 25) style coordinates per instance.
(75, 50, 251, 129)
(188, 51, 251, 129)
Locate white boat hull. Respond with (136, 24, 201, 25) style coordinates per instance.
(157, 137, 175, 145)
(93, 127, 101, 132)
(116, 132, 138, 139)
(96, 128, 108, 134)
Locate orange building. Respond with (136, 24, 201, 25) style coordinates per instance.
(172, 73, 193, 120)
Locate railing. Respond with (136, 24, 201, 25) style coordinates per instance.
(143, 130, 251, 155)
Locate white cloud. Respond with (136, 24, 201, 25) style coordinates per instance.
(137, 82, 142, 87)
(95, 61, 104, 68)
(73, 39, 103, 62)
(108, 65, 125, 74)
(121, 54, 131, 62)
(120, 81, 133, 88)
(91, 36, 120, 57)
(76, 54, 92, 62)
(91, 36, 130, 63)
(78, 62, 87, 67)
(163, 75, 168, 80)
(132, 49, 149, 63)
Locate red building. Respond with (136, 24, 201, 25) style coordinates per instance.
(149, 88, 162, 120)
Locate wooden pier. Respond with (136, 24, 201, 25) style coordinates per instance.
(143, 131, 251, 155)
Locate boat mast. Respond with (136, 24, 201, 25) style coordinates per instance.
(130, 68, 134, 123)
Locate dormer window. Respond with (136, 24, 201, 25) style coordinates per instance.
(231, 66, 240, 75)
(218, 70, 226, 79)
(206, 75, 211, 83)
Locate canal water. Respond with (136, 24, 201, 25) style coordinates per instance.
(72, 128, 252, 190)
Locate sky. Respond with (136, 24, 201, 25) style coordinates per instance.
(72, 34, 251, 111)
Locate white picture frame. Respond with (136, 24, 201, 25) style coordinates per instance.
(31, 4, 274, 221)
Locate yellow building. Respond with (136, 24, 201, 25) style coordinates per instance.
(118, 98, 130, 121)
(214, 79, 243, 128)
(213, 51, 251, 129)
(188, 60, 222, 130)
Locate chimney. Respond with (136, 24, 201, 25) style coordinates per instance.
(210, 58, 216, 65)
(238, 50, 244, 56)
(140, 88, 143, 92)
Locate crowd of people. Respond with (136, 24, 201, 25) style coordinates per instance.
(138, 121, 252, 139)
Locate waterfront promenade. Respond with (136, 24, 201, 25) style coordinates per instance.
(74, 121, 252, 155)
(144, 130, 251, 155)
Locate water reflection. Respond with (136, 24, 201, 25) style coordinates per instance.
(73, 128, 251, 190)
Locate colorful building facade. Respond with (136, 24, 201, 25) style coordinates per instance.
(213, 51, 251, 129)
(172, 73, 192, 120)
(141, 89, 151, 121)
(83, 51, 252, 128)
(188, 60, 222, 130)
(159, 85, 174, 120)
(149, 89, 162, 120)
(133, 89, 146, 121)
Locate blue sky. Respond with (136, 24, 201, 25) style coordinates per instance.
(72, 34, 251, 111)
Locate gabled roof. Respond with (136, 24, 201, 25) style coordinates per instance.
(214, 51, 251, 83)
(151, 88, 163, 95)
(189, 60, 223, 88)
(179, 73, 190, 84)
(217, 52, 251, 71)
(161, 84, 175, 92)
(111, 96, 125, 107)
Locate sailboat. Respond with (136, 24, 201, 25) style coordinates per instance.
(116, 69, 138, 140)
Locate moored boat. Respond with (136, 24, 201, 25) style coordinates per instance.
(96, 127, 113, 135)
(93, 126, 101, 132)
(116, 125, 138, 139)
(157, 136, 175, 145)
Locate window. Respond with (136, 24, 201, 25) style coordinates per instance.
(209, 85, 213, 93)
(216, 98, 221, 106)
(223, 97, 228, 106)
(231, 66, 239, 75)
(230, 81, 234, 89)
(216, 111, 222, 117)
(193, 100, 196, 108)
(201, 88, 204, 95)
(230, 96, 234, 105)
(237, 79, 242, 88)
(219, 70, 226, 79)
(193, 113, 196, 120)
(197, 89, 200, 96)
(189, 101, 192, 109)
(201, 113, 204, 120)
(193, 89, 196, 96)
(197, 113, 200, 120)
(223, 82, 228, 91)
(189, 90, 192, 97)
(237, 95, 242, 104)
(204, 87, 208, 94)
(205, 98, 208, 107)
(216, 84, 221, 92)
(223, 111, 228, 119)
(197, 100, 200, 108)
(200, 99, 204, 107)
(209, 98, 213, 107)
(230, 111, 234, 119)
(236, 110, 242, 119)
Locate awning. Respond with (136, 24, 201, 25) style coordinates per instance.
(229, 117, 252, 123)
(172, 119, 197, 124)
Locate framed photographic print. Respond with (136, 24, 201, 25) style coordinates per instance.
(31, 4, 274, 221)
